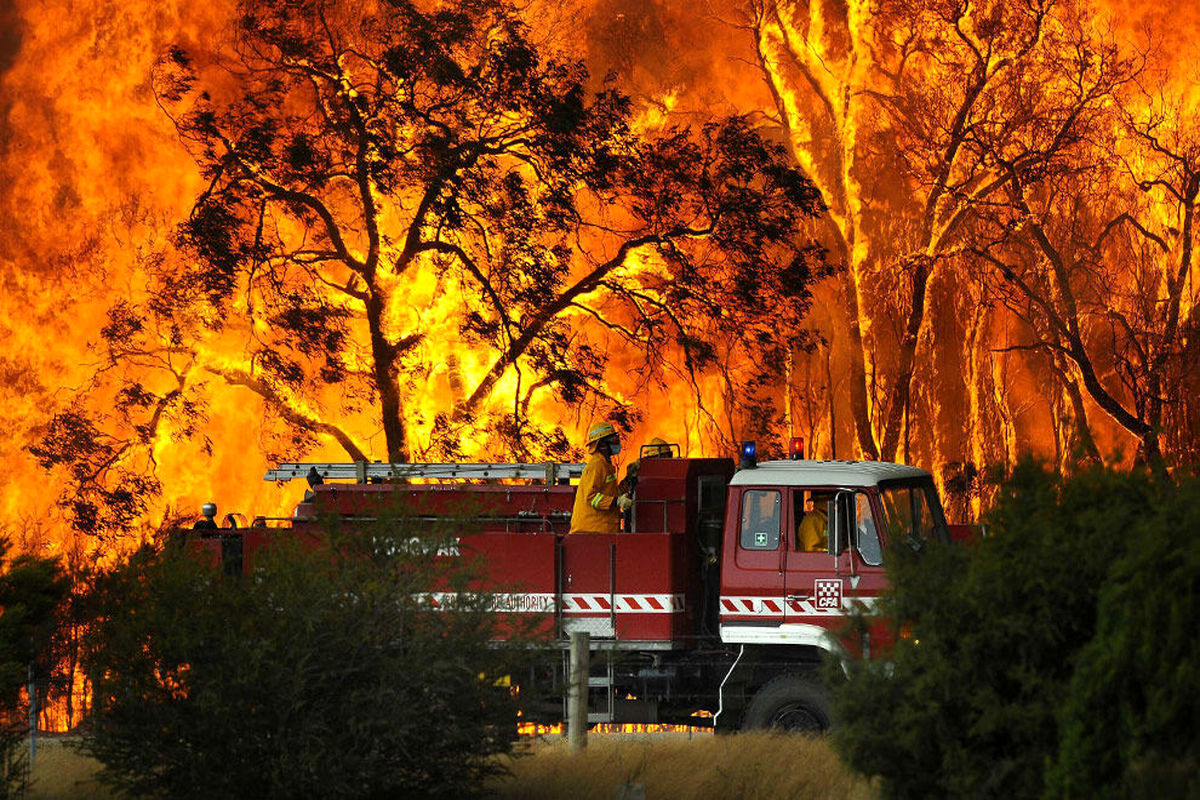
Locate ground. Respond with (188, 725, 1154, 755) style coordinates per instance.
(27, 731, 875, 799)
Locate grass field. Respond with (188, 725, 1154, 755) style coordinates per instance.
(26, 731, 874, 799)
(490, 732, 875, 800)
(26, 738, 115, 800)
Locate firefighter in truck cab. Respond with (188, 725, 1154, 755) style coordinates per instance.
(569, 421, 633, 534)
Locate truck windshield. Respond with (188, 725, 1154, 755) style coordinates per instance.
(877, 480, 948, 549)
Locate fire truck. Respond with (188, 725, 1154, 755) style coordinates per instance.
(206, 441, 957, 732)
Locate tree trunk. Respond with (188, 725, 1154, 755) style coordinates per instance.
(844, 270, 879, 460)
(964, 296, 987, 521)
(879, 260, 931, 461)
(993, 352, 1019, 468)
(366, 292, 408, 463)
(1060, 365, 1101, 465)
(1138, 429, 1164, 473)
(1144, 180, 1196, 472)
(826, 345, 837, 460)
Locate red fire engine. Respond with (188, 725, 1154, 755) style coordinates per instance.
(207, 442, 957, 732)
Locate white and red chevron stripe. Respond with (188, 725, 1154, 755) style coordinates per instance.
(720, 596, 782, 617)
(719, 596, 787, 615)
(715, 594, 859, 618)
(562, 593, 685, 614)
(422, 592, 873, 617)
(719, 594, 871, 617)
(562, 593, 612, 612)
(419, 592, 686, 614)
(615, 593, 684, 613)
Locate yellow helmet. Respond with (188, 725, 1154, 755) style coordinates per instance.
(586, 421, 617, 446)
(646, 437, 671, 457)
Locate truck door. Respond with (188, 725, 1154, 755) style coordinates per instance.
(832, 490, 889, 623)
(719, 487, 786, 625)
(786, 489, 888, 626)
(782, 488, 841, 626)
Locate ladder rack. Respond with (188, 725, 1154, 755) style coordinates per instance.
(264, 462, 585, 485)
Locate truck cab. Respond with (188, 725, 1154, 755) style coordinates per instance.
(711, 459, 949, 731)
(719, 460, 948, 646)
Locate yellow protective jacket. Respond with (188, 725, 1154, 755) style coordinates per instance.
(569, 452, 619, 534)
(797, 507, 829, 551)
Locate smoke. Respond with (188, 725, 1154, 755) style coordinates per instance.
(0, 0, 240, 553)
(0, 0, 23, 218)
(579, 0, 769, 117)
(0, 0, 22, 76)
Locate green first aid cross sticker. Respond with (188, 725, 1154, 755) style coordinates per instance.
(755, 531, 767, 547)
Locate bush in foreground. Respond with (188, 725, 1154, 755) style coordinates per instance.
(1047, 474, 1200, 798)
(831, 462, 1195, 798)
(0, 539, 65, 799)
(80, 518, 536, 799)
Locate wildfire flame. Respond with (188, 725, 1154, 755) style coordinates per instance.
(2, 0, 1199, 730)
(517, 722, 709, 737)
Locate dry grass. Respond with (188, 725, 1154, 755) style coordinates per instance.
(17, 732, 876, 799)
(26, 737, 117, 800)
(488, 732, 877, 800)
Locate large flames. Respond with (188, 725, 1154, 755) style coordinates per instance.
(1, 0, 1198, 729)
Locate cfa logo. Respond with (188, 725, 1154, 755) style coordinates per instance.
(814, 578, 842, 610)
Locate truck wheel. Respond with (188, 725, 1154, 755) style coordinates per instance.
(742, 674, 832, 733)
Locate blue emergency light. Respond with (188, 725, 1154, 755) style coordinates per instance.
(739, 440, 757, 469)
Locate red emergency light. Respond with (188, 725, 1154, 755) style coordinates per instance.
(789, 437, 805, 460)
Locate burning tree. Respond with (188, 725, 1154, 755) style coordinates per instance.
(31, 0, 825, 535)
(742, 0, 1147, 470)
(17, 0, 1199, 548)
(972, 65, 1199, 469)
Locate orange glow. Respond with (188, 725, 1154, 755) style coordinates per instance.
(518, 721, 563, 736)
(3, 0, 1199, 731)
(517, 722, 709, 737)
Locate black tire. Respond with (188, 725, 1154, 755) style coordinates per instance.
(742, 674, 832, 733)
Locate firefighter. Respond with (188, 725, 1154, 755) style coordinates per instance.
(193, 502, 219, 530)
(797, 491, 833, 551)
(618, 437, 672, 528)
(569, 421, 632, 534)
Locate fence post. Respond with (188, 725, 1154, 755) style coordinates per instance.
(28, 663, 36, 769)
(568, 631, 589, 751)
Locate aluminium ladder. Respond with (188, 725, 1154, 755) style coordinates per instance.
(264, 461, 585, 484)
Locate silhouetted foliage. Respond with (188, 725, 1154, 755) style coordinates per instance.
(27, 409, 164, 539)
(81, 515, 538, 799)
(0, 538, 67, 798)
(1046, 476, 1200, 799)
(149, 0, 826, 467)
(33, 0, 826, 537)
(831, 461, 1182, 798)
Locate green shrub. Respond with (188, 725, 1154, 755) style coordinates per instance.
(831, 461, 1155, 798)
(1046, 475, 1200, 799)
(0, 538, 66, 799)
(80, 516, 538, 799)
